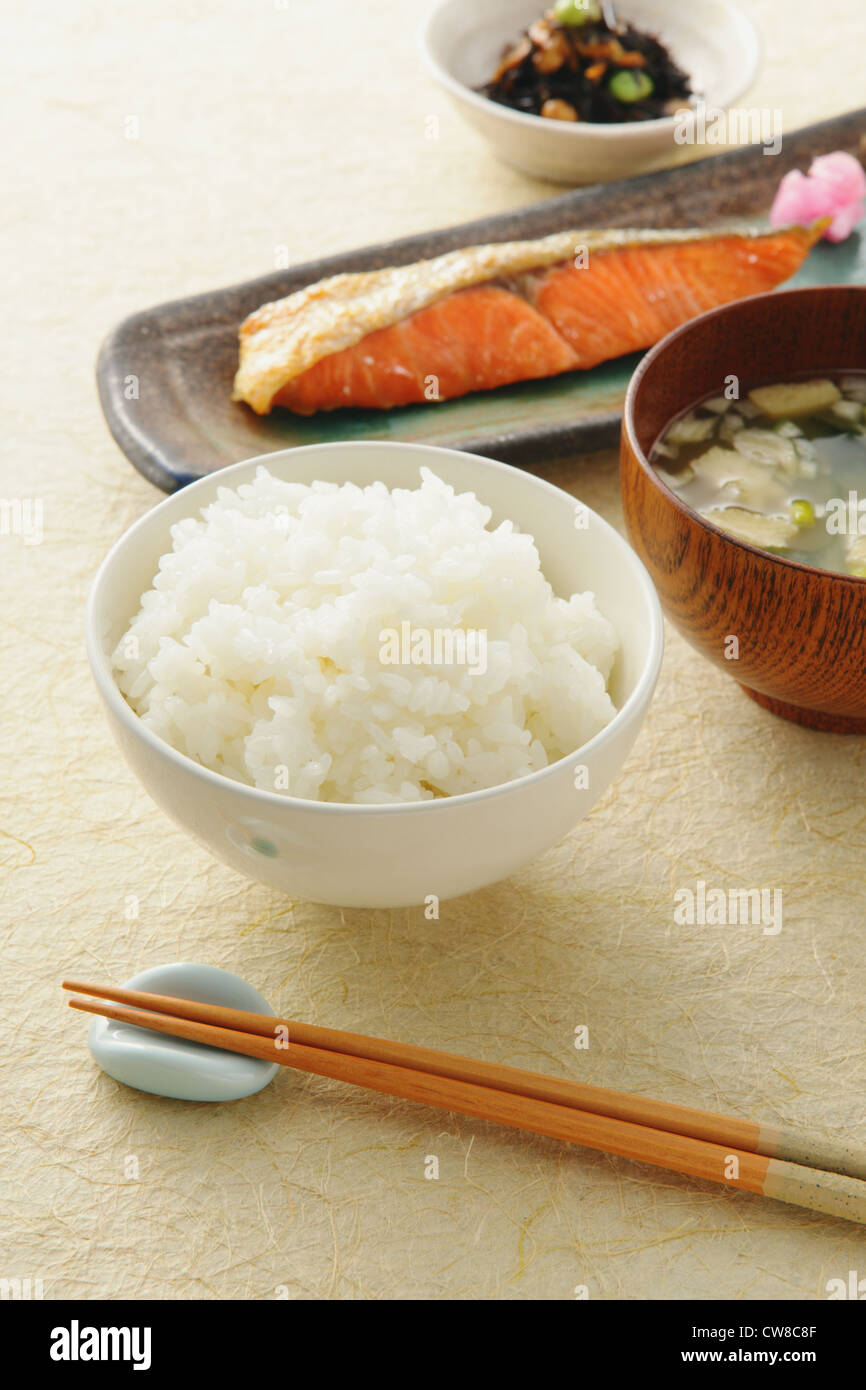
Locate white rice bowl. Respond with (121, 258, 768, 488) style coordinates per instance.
(112, 467, 619, 804)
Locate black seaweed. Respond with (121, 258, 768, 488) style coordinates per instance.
(477, 17, 693, 125)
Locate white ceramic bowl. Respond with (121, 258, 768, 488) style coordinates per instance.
(421, 0, 761, 184)
(87, 443, 663, 908)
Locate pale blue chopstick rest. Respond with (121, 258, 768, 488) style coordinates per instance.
(87, 962, 279, 1102)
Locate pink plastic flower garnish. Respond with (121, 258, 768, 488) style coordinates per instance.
(770, 151, 866, 242)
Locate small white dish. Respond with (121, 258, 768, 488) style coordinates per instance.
(87, 442, 663, 908)
(420, 0, 761, 184)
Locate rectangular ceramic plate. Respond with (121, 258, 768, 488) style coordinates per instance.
(98, 109, 866, 493)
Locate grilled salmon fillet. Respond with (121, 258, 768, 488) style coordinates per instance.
(232, 224, 824, 416)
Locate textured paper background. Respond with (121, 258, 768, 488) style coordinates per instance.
(2, 0, 865, 1300)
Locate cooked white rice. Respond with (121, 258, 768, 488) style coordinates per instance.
(112, 467, 619, 803)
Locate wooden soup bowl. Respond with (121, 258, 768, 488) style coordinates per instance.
(620, 285, 866, 732)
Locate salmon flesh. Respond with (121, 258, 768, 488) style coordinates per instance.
(232, 224, 824, 416)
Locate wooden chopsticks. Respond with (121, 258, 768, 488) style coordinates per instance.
(63, 980, 866, 1226)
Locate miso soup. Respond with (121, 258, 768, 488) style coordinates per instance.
(650, 374, 866, 577)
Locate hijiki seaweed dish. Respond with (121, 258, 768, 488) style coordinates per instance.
(477, 1, 694, 125)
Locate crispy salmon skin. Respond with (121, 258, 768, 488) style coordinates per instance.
(232, 224, 825, 416)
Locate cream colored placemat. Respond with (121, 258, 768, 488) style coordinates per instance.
(2, 0, 864, 1300)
